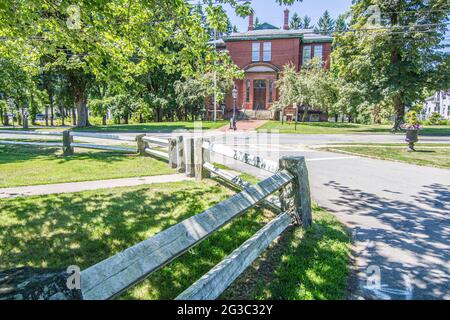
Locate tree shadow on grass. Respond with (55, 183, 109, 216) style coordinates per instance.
(0, 143, 143, 166)
(414, 150, 435, 153)
(220, 208, 351, 300)
(0, 182, 275, 299)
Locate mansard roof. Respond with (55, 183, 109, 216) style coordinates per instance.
(223, 28, 332, 43)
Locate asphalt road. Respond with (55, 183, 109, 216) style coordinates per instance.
(1, 130, 449, 299)
(208, 133, 450, 300)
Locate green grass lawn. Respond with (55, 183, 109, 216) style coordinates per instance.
(73, 121, 228, 132)
(0, 181, 351, 300)
(325, 143, 450, 169)
(0, 143, 174, 188)
(0, 121, 227, 133)
(258, 121, 450, 136)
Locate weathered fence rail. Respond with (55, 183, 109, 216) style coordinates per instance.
(176, 212, 292, 300)
(81, 169, 295, 300)
(76, 136, 312, 300)
(0, 130, 63, 136)
(69, 132, 136, 141)
(202, 140, 279, 173)
(137, 135, 171, 161)
(0, 130, 173, 160)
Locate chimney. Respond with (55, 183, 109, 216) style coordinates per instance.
(248, 13, 254, 31)
(283, 9, 290, 30)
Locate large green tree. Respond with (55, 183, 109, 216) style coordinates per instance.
(275, 61, 339, 121)
(333, 0, 449, 130)
(335, 14, 349, 33)
(0, 1, 303, 127)
(290, 12, 303, 30)
(303, 15, 314, 29)
(315, 10, 335, 36)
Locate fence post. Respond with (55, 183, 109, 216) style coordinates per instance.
(194, 138, 210, 181)
(62, 130, 74, 156)
(176, 136, 185, 173)
(279, 156, 312, 228)
(184, 137, 195, 177)
(168, 138, 177, 169)
(136, 134, 147, 156)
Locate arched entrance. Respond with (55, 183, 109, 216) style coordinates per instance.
(253, 80, 266, 110)
(242, 63, 280, 112)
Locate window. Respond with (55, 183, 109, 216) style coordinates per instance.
(246, 80, 251, 103)
(314, 45, 323, 62)
(269, 80, 274, 103)
(252, 42, 260, 62)
(263, 42, 272, 62)
(302, 46, 311, 65)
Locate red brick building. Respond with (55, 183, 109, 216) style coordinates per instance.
(218, 10, 332, 121)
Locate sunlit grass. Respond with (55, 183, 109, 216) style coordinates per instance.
(258, 121, 450, 136)
(0, 121, 228, 133)
(0, 144, 174, 188)
(325, 143, 450, 169)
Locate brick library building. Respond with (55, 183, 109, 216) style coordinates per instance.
(214, 9, 332, 122)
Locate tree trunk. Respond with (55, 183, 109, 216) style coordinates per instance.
(139, 113, 144, 123)
(60, 106, 65, 126)
(75, 95, 89, 127)
(392, 94, 405, 131)
(72, 107, 76, 126)
(45, 106, 49, 126)
(334, 114, 338, 122)
(18, 110, 22, 126)
(124, 113, 129, 124)
(390, 9, 404, 132)
(50, 95, 54, 126)
(302, 107, 309, 122)
(102, 115, 107, 125)
(2, 108, 8, 126)
(68, 74, 89, 127)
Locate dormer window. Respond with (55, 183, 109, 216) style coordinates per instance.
(263, 42, 272, 62)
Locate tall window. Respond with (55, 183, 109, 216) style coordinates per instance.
(252, 42, 260, 62)
(246, 80, 251, 103)
(302, 46, 311, 65)
(263, 42, 272, 62)
(269, 80, 274, 103)
(314, 45, 323, 62)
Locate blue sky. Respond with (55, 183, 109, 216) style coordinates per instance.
(225, 0, 353, 32)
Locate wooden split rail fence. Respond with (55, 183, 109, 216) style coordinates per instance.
(80, 137, 312, 300)
(0, 130, 172, 159)
(0, 131, 312, 300)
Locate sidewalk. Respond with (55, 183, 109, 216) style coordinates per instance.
(216, 120, 267, 133)
(0, 174, 192, 199)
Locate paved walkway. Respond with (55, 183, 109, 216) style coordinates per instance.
(216, 120, 267, 133)
(0, 174, 192, 199)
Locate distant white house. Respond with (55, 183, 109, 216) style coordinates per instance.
(422, 90, 450, 120)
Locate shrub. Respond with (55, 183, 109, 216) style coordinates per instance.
(403, 111, 421, 129)
(427, 112, 444, 125)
